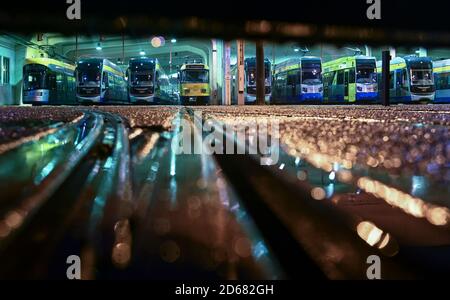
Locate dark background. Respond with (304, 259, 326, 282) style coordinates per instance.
(0, 0, 449, 31)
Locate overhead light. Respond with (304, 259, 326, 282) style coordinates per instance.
(96, 42, 102, 51)
(151, 36, 165, 48)
(139, 50, 146, 56)
(293, 48, 300, 52)
(171, 38, 177, 43)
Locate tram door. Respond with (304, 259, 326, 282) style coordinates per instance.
(287, 70, 297, 101)
(348, 69, 356, 102)
(56, 73, 66, 104)
(48, 73, 57, 103)
(344, 70, 349, 100)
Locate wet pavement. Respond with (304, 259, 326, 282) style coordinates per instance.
(0, 104, 449, 279)
(0, 107, 83, 146)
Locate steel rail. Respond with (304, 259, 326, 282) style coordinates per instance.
(0, 110, 134, 278)
(0, 112, 104, 250)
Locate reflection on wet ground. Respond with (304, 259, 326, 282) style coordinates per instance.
(201, 105, 450, 277)
(124, 112, 283, 279)
(0, 105, 449, 278)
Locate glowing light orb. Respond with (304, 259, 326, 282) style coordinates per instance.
(151, 36, 165, 48)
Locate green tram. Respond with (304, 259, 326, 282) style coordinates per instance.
(322, 55, 378, 103)
(22, 57, 77, 105)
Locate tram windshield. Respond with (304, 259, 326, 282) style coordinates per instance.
(356, 65, 377, 84)
(23, 65, 48, 91)
(131, 71, 153, 86)
(301, 62, 322, 84)
(411, 69, 433, 85)
(129, 62, 154, 86)
(181, 69, 209, 83)
(77, 62, 101, 86)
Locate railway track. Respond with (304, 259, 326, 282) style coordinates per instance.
(0, 108, 284, 279)
(0, 105, 448, 279)
(0, 111, 130, 278)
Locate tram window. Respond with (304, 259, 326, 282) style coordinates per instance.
(48, 74, 57, 90)
(402, 69, 407, 87)
(323, 73, 330, 86)
(155, 71, 160, 89)
(444, 73, 449, 89)
(56, 73, 65, 91)
(102, 72, 109, 88)
(336, 71, 344, 85)
(110, 74, 115, 87)
(280, 73, 287, 82)
(277, 73, 287, 88)
(287, 71, 298, 85)
(325, 71, 336, 86)
(68, 76, 75, 92)
(436, 72, 450, 90)
(395, 70, 403, 87)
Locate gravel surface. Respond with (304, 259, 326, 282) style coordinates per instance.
(2, 105, 449, 180)
(95, 106, 179, 129)
(0, 106, 181, 145)
(201, 106, 450, 180)
(0, 107, 83, 145)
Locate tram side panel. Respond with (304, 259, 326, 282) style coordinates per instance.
(434, 59, 450, 103)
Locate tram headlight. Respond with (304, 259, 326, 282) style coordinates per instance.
(318, 86, 323, 92)
(184, 88, 190, 93)
(201, 89, 207, 93)
(357, 86, 363, 92)
(302, 87, 308, 93)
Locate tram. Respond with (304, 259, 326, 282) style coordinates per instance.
(126, 57, 177, 104)
(179, 63, 210, 105)
(231, 57, 272, 104)
(76, 58, 128, 104)
(271, 57, 323, 104)
(22, 57, 76, 105)
(376, 56, 435, 103)
(322, 55, 378, 103)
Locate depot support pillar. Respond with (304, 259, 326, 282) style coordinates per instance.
(237, 40, 245, 105)
(223, 41, 231, 105)
(381, 50, 391, 106)
(256, 41, 265, 105)
(211, 39, 218, 105)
